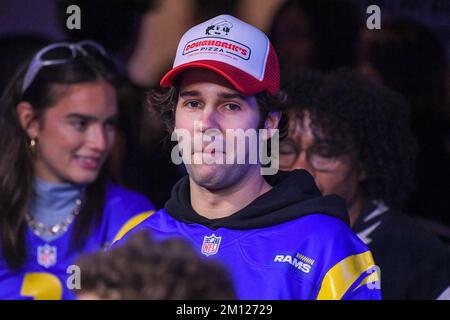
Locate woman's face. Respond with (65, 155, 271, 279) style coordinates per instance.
(29, 81, 118, 184)
(280, 113, 365, 209)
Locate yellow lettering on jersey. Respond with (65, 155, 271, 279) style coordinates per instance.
(20, 273, 63, 300)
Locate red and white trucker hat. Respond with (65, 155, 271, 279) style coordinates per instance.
(160, 14, 280, 96)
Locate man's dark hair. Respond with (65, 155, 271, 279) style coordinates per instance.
(77, 231, 237, 299)
(284, 69, 418, 208)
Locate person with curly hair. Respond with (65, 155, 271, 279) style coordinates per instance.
(280, 69, 450, 299)
(76, 231, 236, 300)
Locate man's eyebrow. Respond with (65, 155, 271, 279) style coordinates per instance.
(218, 92, 246, 100)
(179, 90, 200, 98)
(178, 90, 246, 100)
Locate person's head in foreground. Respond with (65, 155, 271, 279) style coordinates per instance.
(76, 231, 236, 299)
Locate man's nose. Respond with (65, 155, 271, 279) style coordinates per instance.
(200, 107, 220, 131)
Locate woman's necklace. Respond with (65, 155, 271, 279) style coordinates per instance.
(26, 197, 83, 238)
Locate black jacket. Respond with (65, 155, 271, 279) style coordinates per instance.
(165, 169, 349, 229)
(353, 200, 450, 300)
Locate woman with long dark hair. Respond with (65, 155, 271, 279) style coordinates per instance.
(0, 41, 155, 299)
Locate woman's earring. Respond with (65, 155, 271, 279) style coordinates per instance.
(30, 138, 36, 152)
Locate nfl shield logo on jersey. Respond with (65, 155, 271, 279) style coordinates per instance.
(37, 244, 57, 268)
(201, 234, 222, 256)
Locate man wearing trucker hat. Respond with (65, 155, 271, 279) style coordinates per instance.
(115, 14, 381, 300)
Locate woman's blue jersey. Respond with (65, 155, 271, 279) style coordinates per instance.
(0, 184, 155, 299)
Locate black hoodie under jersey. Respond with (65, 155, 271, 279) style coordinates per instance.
(165, 169, 349, 230)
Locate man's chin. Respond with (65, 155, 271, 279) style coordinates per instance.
(187, 165, 229, 190)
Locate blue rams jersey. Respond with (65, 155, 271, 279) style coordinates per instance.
(0, 184, 154, 300)
(118, 208, 381, 300)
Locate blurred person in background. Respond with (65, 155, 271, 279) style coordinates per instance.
(0, 40, 154, 299)
(268, 0, 362, 73)
(356, 17, 450, 228)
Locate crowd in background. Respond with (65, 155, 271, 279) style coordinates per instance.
(0, 0, 449, 299)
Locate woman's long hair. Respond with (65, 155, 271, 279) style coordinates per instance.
(0, 44, 120, 270)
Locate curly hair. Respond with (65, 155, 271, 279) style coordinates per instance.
(76, 231, 236, 299)
(283, 69, 418, 209)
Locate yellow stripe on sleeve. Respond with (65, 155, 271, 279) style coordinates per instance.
(317, 250, 376, 300)
(112, 211, 154, 244)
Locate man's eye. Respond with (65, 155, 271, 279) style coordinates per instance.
(223, 104, 241, 111)
(185, 101, 201, 109)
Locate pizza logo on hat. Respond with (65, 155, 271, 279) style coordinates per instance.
(205, 18, 233, 36)
(183, 17, 250, 60)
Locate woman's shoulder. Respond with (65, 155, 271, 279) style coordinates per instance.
(104, 183, 156, 211)
(99, 183, 156, 245)
(102, 183, 156, 227)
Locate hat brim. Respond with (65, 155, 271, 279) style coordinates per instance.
(160, 60, 266, 96)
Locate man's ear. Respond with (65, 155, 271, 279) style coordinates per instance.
(263, 111, 281, 140)
(16, 102, 39, 139)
